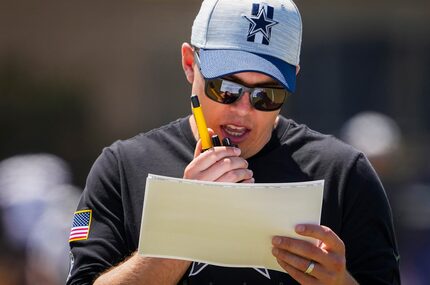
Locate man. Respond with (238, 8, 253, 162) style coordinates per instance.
(67, 0, 400, 284)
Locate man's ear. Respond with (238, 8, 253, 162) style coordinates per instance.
(181, 43, 195, 84)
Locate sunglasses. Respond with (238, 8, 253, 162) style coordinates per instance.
(194, 50, 289, 111)
(204, 78, 289, 112)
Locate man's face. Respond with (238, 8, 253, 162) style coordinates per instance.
(192, 66, 281, 159)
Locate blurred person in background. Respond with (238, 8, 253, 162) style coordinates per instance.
(67, 0, 400, 284)
(0, 154, 81, 285)
(340, 111, 430, 284)
(393, 163, 430, 284)
(339, 111, 401, 179)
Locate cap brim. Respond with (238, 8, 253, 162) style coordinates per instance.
(198, 49, 296, 93)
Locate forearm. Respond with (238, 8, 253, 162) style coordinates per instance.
(94, 252, 191, 285)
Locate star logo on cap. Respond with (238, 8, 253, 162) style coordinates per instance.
(244, 5, 279, 44)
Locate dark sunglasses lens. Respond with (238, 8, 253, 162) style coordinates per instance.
(251, 89, 286, 111)
(206, 79, 241, 104)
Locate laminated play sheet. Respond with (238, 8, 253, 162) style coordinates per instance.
(138, 174, 324, 272)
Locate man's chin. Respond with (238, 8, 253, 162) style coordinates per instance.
(238, 146, 254, 160)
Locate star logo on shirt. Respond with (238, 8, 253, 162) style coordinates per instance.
(189, 262, 209, 276)
(189, 262, 271, 280)
(244, 4, 278, 45)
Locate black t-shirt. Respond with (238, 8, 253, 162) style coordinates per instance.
(67, 116, 400, 284)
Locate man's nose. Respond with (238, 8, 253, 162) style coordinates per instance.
(229, 92, 253, 115)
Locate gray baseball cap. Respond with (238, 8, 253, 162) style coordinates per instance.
(191, 0, 302, 93)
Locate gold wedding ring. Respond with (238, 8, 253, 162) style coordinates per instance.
(305, 261, 315, 274)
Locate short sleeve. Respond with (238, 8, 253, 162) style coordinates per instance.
(341, 153, 400, 284)
(67, 147, 130, 285)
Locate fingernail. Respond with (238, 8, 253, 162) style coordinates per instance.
(273, 236, 282, 245)
(234, 147, 241, 155)
(296, 225, 305, 233)
(272, 247, 279, 256)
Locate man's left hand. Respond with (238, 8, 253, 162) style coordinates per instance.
(271, 224, 358, 285)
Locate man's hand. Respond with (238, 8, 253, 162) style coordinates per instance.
(271, 224, 358, 285)
(184, 136, 254, 183)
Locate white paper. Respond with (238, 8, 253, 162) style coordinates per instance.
(138, 174, 324, 273)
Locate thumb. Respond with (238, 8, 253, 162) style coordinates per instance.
(207, 128, 215, 137)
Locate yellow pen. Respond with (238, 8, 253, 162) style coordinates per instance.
(191, 94, 213, 151)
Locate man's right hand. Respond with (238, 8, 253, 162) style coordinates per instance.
(183, 137, 254, 183)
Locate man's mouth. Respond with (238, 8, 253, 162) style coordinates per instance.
(221, 124, 250, 144)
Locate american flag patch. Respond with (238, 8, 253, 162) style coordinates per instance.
(69, 209, 92, 242)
